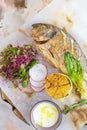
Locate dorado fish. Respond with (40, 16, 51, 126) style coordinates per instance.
(32, 23, 87, 73)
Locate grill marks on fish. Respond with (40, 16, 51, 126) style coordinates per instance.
(32, 23, 78, 72)
(48, 48, 54, 58)
(32, 23, 87, 75)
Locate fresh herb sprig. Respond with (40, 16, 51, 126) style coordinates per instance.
(62, 99, 87, 114)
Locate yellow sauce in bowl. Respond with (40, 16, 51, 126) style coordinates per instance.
(45, 73, 72, 99)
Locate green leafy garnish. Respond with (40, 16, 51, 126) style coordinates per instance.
(62, 99, 87, 114)
(22, 75, 29, 88)
(25, 45, 31, 49)
(27, 60, 38, 70)
(0, 44, 37, 88)
(64, 51, 87, 98)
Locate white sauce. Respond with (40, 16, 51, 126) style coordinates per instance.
(32, 102, 58, 127)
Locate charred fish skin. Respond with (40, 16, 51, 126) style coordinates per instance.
(32, 23, 87, 73)
(32, 23, 60, 43)
(32, 23, 74, 45)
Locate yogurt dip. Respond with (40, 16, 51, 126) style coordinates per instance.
(30, 100, 62, 130)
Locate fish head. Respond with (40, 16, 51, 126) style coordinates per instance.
(32, 23, 59, 43)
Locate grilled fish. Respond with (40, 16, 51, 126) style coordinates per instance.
(32, 23, 86, 73)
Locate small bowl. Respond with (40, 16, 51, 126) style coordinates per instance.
(45, 73, 72, 99)
(30, 100, 62, 130)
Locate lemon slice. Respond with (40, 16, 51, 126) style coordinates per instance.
(45, 73, 72, 99)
